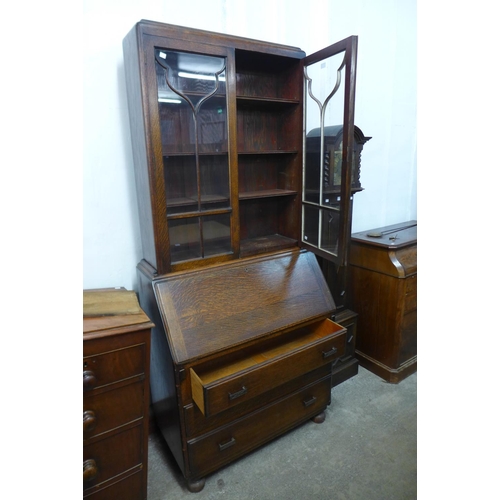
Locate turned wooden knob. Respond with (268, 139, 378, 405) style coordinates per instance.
(83, 410, 97, 432)
(83, 370, 97, 391)
(83, 459, 98, 482)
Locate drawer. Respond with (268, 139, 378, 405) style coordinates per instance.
(83, 469, 143, 499)
(83, 424, 143, 491)
(404, 275, 417, 312)
(187, 375, 332, 478)
(190, 318, 345, 417)
(184, 364, 332, 438)
(83, 344, 145, 392)
(83, 381, 144, 440)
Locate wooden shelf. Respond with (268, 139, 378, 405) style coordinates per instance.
(239, 189, 297, 200)
(238, 150, 298, 155)
(167, 194, 229, 207)
(162, 149, 229, 157)
(240, 234, 297, 257)
(236, 96, 300, 106)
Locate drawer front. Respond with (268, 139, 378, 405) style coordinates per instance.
(83, 344, 145, 392)
(184, 364, 332, 438)
(187, 376, 331, 478)
(192, 320, 345, 417)
(83, 381, 144, 440)
(404, 275, 417, 313)
(83, 469, 143, 500)
(83, 425, 143, 491)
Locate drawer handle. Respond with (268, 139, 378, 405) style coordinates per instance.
(303, 396, 317, 407)
(83, 410, 96, 432)
(228, 386, 247, 401)
(322, 347, 338, 359)
(83, 370, 97, 391)
(83, 459, 98, 483)
(219, 437, 236, 451)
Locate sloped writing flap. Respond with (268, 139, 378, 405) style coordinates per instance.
(153, 250, 335, 363)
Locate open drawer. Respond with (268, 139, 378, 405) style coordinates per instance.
(190, 318, 345, 416)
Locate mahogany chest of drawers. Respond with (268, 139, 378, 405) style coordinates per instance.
(83, 289, 153, 499)
(348, 221, 417, 383)
(137, 249, 346, 492)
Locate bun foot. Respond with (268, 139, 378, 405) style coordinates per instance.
(312, 411, 326, 424)
(187, 478, 206, 493)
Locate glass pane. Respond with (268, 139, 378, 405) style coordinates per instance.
(320, 207, 340, 256)
(169, 218, 202, 263)
(304, 51, 346, 203)
(169, 214, 232, 263)
(155, 48, 230, 215)
(302, 205, 319, 247)
(303, 47, 351, 262)
(197, 102, 227, 154)
(203, 213, 231, 257)
(302, 205, 340, 257)
(155, 49, 227, 157)
(156, 50, 227, 97)
(163, 156, 197, 214)
(158, 99, 195, 154)
(303, 147, 321, 204)
(199, 155, 230, 211)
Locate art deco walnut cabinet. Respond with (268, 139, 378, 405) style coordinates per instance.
(123, 20, 369, 492)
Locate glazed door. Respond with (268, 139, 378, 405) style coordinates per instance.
(143, 35, 238, 274)
(301, 36, 358, 268)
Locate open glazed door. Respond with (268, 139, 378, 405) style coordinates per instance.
(301, 36, 358, 267)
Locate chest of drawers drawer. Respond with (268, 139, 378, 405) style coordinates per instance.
(83, 425, 143, 493)
(190, 318, 346, 417)
(183, 363, 333, 438)
(187, 375, 332, 478)
(83, 343, 146, 392)
(83, 470, 143, 500)
(83, 381, 145, 440)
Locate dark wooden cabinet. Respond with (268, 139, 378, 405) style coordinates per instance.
(348, 221, 417, 383)
(83, 289, 153, 499)
(123, 20, 369, 491)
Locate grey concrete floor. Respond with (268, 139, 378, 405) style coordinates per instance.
(147, 366, 417, 500)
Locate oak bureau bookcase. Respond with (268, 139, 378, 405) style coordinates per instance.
(123, 20, 369, 492)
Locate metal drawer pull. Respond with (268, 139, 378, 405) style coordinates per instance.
(303, 396, 317, 407)
(219, 437, 236, 451)
(228, 386, 247, 400)
(322, 347, 338, 358)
